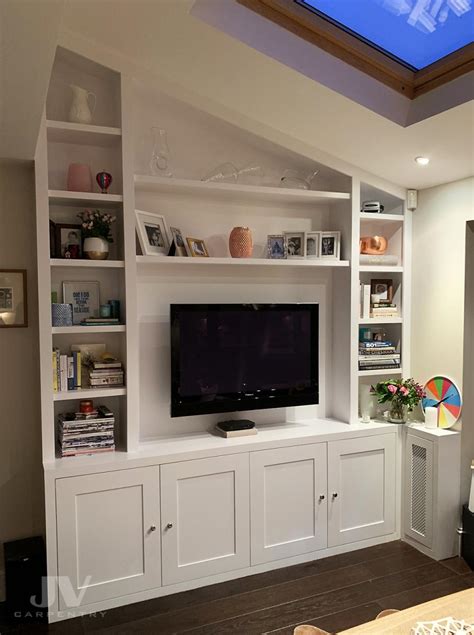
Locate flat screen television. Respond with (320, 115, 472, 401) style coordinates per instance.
(170, 303, 319, 417)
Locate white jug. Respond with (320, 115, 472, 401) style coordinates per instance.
(69, 84, 96, 125)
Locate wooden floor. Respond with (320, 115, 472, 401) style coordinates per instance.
(1, 541, 473, 634)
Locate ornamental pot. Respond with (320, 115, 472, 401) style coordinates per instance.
(83, 237, 109, 260)
(229, 227, 253, 258)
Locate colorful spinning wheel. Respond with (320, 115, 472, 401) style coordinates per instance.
(422, 375, 462, 429)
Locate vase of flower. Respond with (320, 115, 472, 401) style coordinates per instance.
(78, 209, 116, 260)
(371, 378, 424, 425)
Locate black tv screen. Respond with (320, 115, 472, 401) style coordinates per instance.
(171, 304, 319, 417)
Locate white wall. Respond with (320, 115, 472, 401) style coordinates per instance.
(411, 177, 474, 501)
(0, 162, 45, 598)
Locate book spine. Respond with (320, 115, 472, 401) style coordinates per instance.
(362, 284, 371, 319)
(67, 356, 74, 391)
(59, 355, 68, 392)
(76, 351, 81, 389)
(52, 350, 58, 392)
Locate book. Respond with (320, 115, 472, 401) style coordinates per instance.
(215, 426, 258, 438)
(360, 254, 399, 266)
(358, 349, 398, 356)
(359, 355, 400, 361)
(360, 283, 371, 319)
(59, 355, 68, 392)
(93, 361, 122, 370)
(359, 341, 393, 349)
(359, 365, 401, 371)
(89, 375, 124, 386)
(52, 350, 58, 392)
(81, 317, 120, 323)
(67, 356, 74, 391)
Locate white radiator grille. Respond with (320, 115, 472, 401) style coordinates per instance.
(411, 443, 427, 535)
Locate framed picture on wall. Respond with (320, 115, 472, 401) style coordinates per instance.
(0, 270, 27, 328)
(135, 210, 170, 256)
(186, 237, 209, 258)
(284, 231, 306, 258)
(320, 231, 341, 259)
(305, 231, 321, 259)
(169, 227, 189, 257)
(54, 223, 82, 259)
(267, 235, 287, 259)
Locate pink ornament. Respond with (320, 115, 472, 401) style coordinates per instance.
(67, 163, 92, 192)
(229, 227, 253, 258)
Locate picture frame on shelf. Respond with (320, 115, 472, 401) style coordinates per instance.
(284, 231, 305, 258)
(305, 231, 321, 259)
(267, 234, 287, 259)
(63, 280, 100, 325)
(169, 226, 188, 257)
(135, 209, 170, 256)
(186, 237, 209, 258)
(54, 222, 82, 259)
(371, 278, 394, 303)
(320, 231, 341, 259)
(0, 269, 27, 328)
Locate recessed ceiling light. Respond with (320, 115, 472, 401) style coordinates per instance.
(415, 156, 430, 166)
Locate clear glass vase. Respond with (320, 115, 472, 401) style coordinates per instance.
(388, 400, 407, 424)
(149, 127, 172, 177)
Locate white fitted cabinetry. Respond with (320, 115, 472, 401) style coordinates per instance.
(56, 467, 161, 607)
(161, 454, 250, 585)
(250, 444, 327, 564)
(328, 434, 396, 546)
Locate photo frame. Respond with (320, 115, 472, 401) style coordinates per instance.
(320, 231, 341, 259)
(169, 226, 188, 257)
(54, 223, 82, 259)
(284, 231, 306, 258)
(267, 234, 287, 259)
(371, 278, 394, 303)
(63, 280, 100, 325)
(0, 269, 27, 328)
(305, 231, 321, 259)
(186, 237, 209, 258)
(135, 210, 170, 256)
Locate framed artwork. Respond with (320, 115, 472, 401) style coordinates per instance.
(186, 237, 209, 258)
(371, 278, 393, 303)
(267, 234, 287, 259)
(170, 226, 188, 257)
(54, 223, 82, 259)
(284, 231, 305, 258)
(63, 280, 100, 325)
(0, 269, 27, 328)
(421, 375, 462, 429)
(320, 231, 341, 259)
(305, 231, 321, 259)
(135, 210, 170, 256)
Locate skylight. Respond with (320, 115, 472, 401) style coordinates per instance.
(298, 0, 473, 70)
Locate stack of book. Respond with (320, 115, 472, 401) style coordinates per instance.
(80, 317, 121, 327)
(52, 349, 82, 392)
(359, 340, 401, 372)
(89, 359, 124, 387)
(371, 301, 399, 319)
(57, 405, 115, 457)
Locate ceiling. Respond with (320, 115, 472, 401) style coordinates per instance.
(1, 0, 473, 189)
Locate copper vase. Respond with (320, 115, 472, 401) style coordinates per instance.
(229, 227, 253, 258)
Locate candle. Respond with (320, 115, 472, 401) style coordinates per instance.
(424, 406, 438, 429)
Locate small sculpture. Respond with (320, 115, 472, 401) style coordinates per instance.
(96, 171, 113, 194)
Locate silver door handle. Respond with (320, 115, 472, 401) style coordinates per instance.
(319, 494, 325, 501)
(332, 492, 338, 500)
(149, 525, 157, 532)
(166, 522, 173, 529)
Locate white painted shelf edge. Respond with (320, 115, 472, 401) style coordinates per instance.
(358, 368, 403, 377)
(360, 212, 405, 222)
(134, 174, 351, 205)
(359, 265, 404, 273)
(136, 255, 350, 268)
(53, 387, 127, 401)
(50, 258, 125, 268)
(46, 120, 122, 144)
(359, 317, 403, 324)
(48, 190, 123, 206)
(52, 325, 126, 334)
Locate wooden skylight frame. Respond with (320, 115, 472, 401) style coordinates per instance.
(238, 0, 474, 98)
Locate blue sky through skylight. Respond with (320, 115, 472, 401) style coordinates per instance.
(299, 0, 473, 69)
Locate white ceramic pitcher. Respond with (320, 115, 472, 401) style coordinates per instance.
(69, 85, 96, 125)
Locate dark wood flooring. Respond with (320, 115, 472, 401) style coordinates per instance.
(1, 541, 472, 634)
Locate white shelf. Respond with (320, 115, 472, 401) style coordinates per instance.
(360, 213, 404, 222)
(359, 317, 403, 324)
(46, 120, 122, 146)
(52, 325, 126, 334)
(358, 368, 403, 377)
(134, 174, 350, 207)
(50, 258, 125, 268)
(48, 190, 123, 207)
(53, 387, 127, 401)
(359, 265, 403, 273)
(136, 255, 350, 268)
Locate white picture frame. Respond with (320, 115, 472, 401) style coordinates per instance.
(63, 281, 100, 325)
(320, 231, 341, 259)
(135, 209, 170, 256)
(170, 226, 189, 257)
(305, 231, 321, 259)
(283, 231, 306, 259)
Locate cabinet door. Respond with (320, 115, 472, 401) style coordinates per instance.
(56, 466, 161, 609)
(250, 444, 327, 565)
(404, 433, 434, 549)
(161, 454, 250, 585)
(328, 434, 396, 547)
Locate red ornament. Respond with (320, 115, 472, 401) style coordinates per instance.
(96, 170, 112, 193)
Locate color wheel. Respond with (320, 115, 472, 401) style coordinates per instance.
(422, 376, 462, 429)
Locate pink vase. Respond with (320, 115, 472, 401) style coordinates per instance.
(229, 227, 253, 258)
(67, 163, 92, 192)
